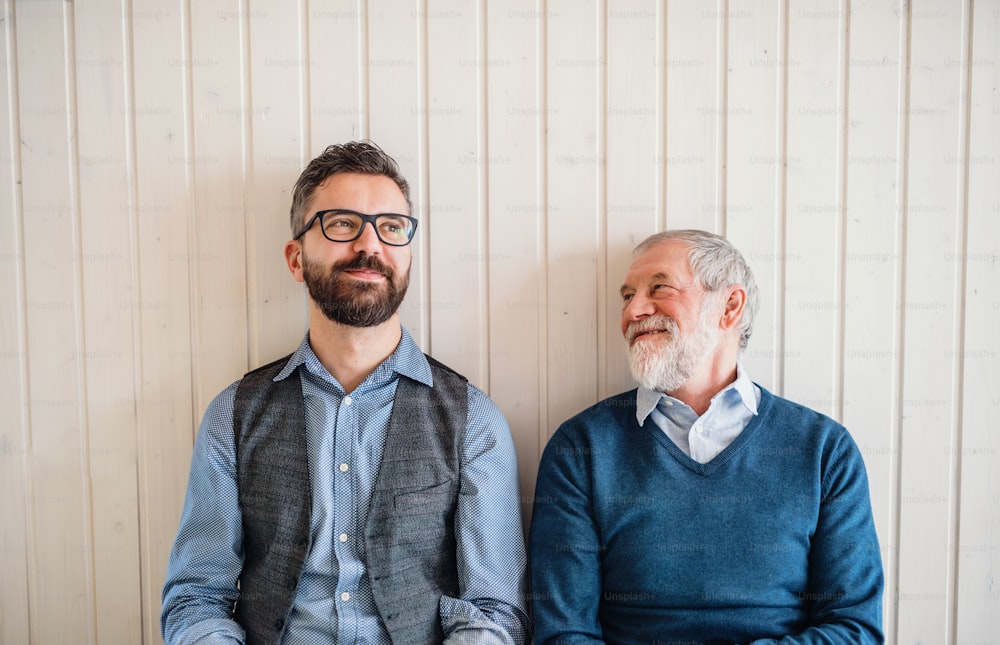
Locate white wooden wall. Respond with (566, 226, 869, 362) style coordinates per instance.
(1, 1, 997, 643)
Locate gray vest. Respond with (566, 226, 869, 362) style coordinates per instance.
(232, 353, 467, 645)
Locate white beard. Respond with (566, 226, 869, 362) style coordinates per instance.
(626, 307, 718, 393)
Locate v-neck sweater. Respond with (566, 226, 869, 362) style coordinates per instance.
(529, 386, 883, 644)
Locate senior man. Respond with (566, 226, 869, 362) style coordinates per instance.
(530, 229, 883, 644)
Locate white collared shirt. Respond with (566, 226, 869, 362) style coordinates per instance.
(635, 362, 761, 464)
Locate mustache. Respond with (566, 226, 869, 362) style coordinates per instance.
(625, 315, 676, 344)
(334, 253, 393, 278)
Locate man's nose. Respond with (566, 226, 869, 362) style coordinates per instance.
(351, 220, 382, 253)
(623, 294, 654, 320)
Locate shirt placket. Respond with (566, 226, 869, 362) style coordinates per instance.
(333, 393, 362, 645)
(689, 403, 711, 462)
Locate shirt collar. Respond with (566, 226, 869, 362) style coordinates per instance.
(635, 361, 758, 426)
(728, 361, 759, 415)
(272, 326, 434, 388)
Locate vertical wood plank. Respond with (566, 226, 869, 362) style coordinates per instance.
(128, 2, 197, 640)
(366, 0, 427, 347)
(896, 3, 965, 640)
(724, 0, 784, 389)
(424, 0, 488, 385)
(0, 0, 31, 641)
(544, 0, 602, 433)
(187, 1, 249, 412)
(663, 0, 724, 231)
(246, 0, 309, 366)
(604, 0, 659, 397)
(840, 3, 907, 638)
(17, 1, 95, 641)
(484, 0, 545, 513)
(781, 0, 842, 417)
(73, 2, 143, 642)
(307, 2, 365, 148)
(954, 1, 1000, 640)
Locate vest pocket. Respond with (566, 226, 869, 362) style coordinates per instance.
(393, 479, 455, 512)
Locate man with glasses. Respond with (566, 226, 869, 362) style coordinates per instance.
(162, 141, 530, 645)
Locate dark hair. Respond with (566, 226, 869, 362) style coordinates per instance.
(634, 229, 760, 350)
(289, 140, 411, 235)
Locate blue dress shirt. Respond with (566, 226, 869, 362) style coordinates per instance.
(636, 362, 761, 464)
(162, 329, 529, 644)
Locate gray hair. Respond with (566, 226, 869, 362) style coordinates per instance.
(289, 140, 412, 235)
(634, 229, 760, 350)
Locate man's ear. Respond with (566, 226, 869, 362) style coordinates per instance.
(720, 286, 747, 332)
(285, 239, 305, 283)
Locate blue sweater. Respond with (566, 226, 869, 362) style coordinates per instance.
(529, 386, 883, 644)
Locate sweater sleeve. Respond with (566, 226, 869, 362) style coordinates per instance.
(529, 426, 607, 645)
(753, 428, 885, 644)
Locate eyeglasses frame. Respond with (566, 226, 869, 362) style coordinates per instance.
(293, 208, 418, 246)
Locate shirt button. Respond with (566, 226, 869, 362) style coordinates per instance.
(343, 396, 353, 406)
(694, 425, 703, 434)
(341, 592, 351, 602)
(339, 533, 348, 542)
(339, 463, 349, 472)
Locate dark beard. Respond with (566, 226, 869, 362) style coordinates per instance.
(302, 252, 410, 327)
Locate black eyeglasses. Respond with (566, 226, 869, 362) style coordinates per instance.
(294, 209, 418, 246)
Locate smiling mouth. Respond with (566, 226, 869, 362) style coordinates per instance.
(345, 268, 386, 281)
(628, 328, 670, 345)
